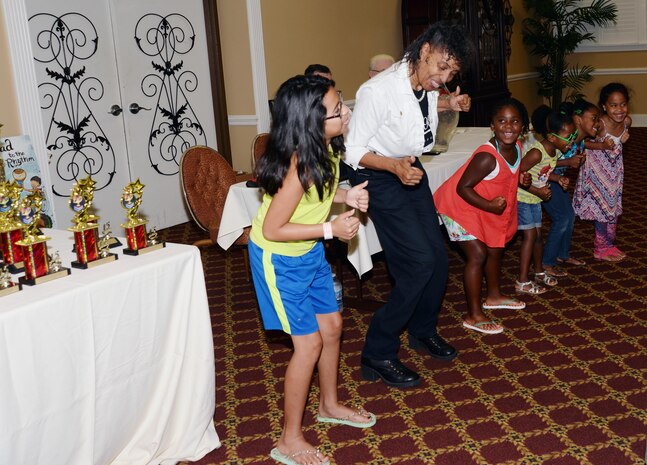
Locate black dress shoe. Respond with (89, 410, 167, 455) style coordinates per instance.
(409, 333, 458, 361)
(360, 357, 420, 388)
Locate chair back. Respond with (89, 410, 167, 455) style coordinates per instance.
(251, 132, 269, 171)
(180, 146, 237, 239)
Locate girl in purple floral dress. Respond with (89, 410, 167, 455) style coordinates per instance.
(573, 83, 631, 261)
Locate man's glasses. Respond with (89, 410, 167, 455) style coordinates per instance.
(550, 129, 578, 143)
(325, 93, 344, 120)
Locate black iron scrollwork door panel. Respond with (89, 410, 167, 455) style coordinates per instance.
(26, 2, 133, 231)
(111, 0, 217, 229)
(26, 0, 218, 230)
(28, 12, 120, 195)
(134, 13, 207, 176)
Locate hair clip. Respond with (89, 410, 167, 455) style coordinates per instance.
(574, 109, 583, 115)
(560, 110, 566, 115)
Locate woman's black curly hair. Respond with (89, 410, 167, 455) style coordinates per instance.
(255, 75, 343, 199)
(403, 22, 475, 72)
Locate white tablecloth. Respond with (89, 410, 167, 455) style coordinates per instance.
(421, 126, 491, 192)
(216, 183, 382, 276)
(217, 127, 491, 276)
(0, 229, 220, 465)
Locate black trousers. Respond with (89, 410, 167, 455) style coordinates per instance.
(348, 159, 449, 360)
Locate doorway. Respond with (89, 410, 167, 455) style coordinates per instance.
(25, 0, 220, 230)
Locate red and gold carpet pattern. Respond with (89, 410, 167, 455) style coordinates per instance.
(166, 129, 647, 464)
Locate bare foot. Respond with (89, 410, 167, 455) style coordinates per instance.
(318, 403, 374, 425)
(274, 436, 329, 465)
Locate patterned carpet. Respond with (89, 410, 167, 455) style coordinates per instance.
(165, 128, 647, 465)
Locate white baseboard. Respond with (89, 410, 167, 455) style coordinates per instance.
(228, 115, 258, 126)
(630, 114, 647, 127)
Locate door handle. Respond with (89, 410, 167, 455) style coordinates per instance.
(108, 104, 123, 116)
(129, 103, 151, 114)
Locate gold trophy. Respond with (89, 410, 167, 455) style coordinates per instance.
(0, 264, 21, 296)
(120, 179, 165, 255)
(16, 190, 70, 285)
(68, 176, 117, 268)
(0, 181, 26, 273)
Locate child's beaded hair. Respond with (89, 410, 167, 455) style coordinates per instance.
(531, 104, 573, 138)
(561, 99, 597, 118)
(599, 82, 630, 109)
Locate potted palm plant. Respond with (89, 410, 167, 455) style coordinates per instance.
(522, 0, 617, 109)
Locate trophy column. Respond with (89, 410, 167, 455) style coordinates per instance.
(16, 191, 70, 285)
(68, 176, 118, 269)
(120, 179, 165, 256)
(0, 181, 26, 273)
(0, 228, 25, 272)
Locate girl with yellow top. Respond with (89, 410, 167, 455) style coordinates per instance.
(249, 75, 373, 465)
(516, 105, 575, 295)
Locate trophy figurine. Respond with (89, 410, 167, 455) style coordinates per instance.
(0, 264, 21, 297)
(0, 181, 26, 273)
(120, 179, 165, 255)
(68, 176, 117, 268)
(16, 190, 70, 285)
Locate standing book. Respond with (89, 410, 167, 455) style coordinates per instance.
(1, 135, 55, 227)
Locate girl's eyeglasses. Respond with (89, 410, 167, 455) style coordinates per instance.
(550, 129, 578, 143)
(325, 94, 344, 121)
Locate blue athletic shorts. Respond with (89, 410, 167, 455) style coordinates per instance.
(248, 240, 337, 335)
(517, 201, 542, 230)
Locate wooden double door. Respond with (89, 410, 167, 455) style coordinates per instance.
(26, 0, 218, 230)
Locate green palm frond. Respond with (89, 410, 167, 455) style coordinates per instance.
(522, 0, 617, 108)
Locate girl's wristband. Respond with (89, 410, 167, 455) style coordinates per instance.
(323, 222, 333, 240)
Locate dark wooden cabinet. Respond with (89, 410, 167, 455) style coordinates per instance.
(402, 0, 511, 126)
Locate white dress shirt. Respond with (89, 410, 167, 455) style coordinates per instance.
(345, 59, 439, 170)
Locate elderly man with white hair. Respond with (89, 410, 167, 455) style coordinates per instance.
(368, 53, 395, 78)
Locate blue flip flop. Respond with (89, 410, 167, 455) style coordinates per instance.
(270, 447, 330, 465)
(317, 408, 377, 428)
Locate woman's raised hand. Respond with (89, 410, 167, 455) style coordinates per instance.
(331, 209, 360, 240)
(346, 180, 369, 212)
(448, 86, 471, 112)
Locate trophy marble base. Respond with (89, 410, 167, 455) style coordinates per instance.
(108, 237, 123, 249)
(122, 241, 166, 256)
(71, 253, 118, 269)
(0, 282, 21, 297)
(19, 267, 71, 286)
(7, 261, 25, 274)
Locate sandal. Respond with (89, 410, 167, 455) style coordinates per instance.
(271, 448, 330, 465)
(535, 272, 558, 287)
(515, 280, 547, 295)
(608, 247, 626, 259)
(463, 320, 504, 334)
(557, 257, 587, 266)
(543, 265, 568, 277)
(482, 298, 526, 310)
(317, 408, 377, 428)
